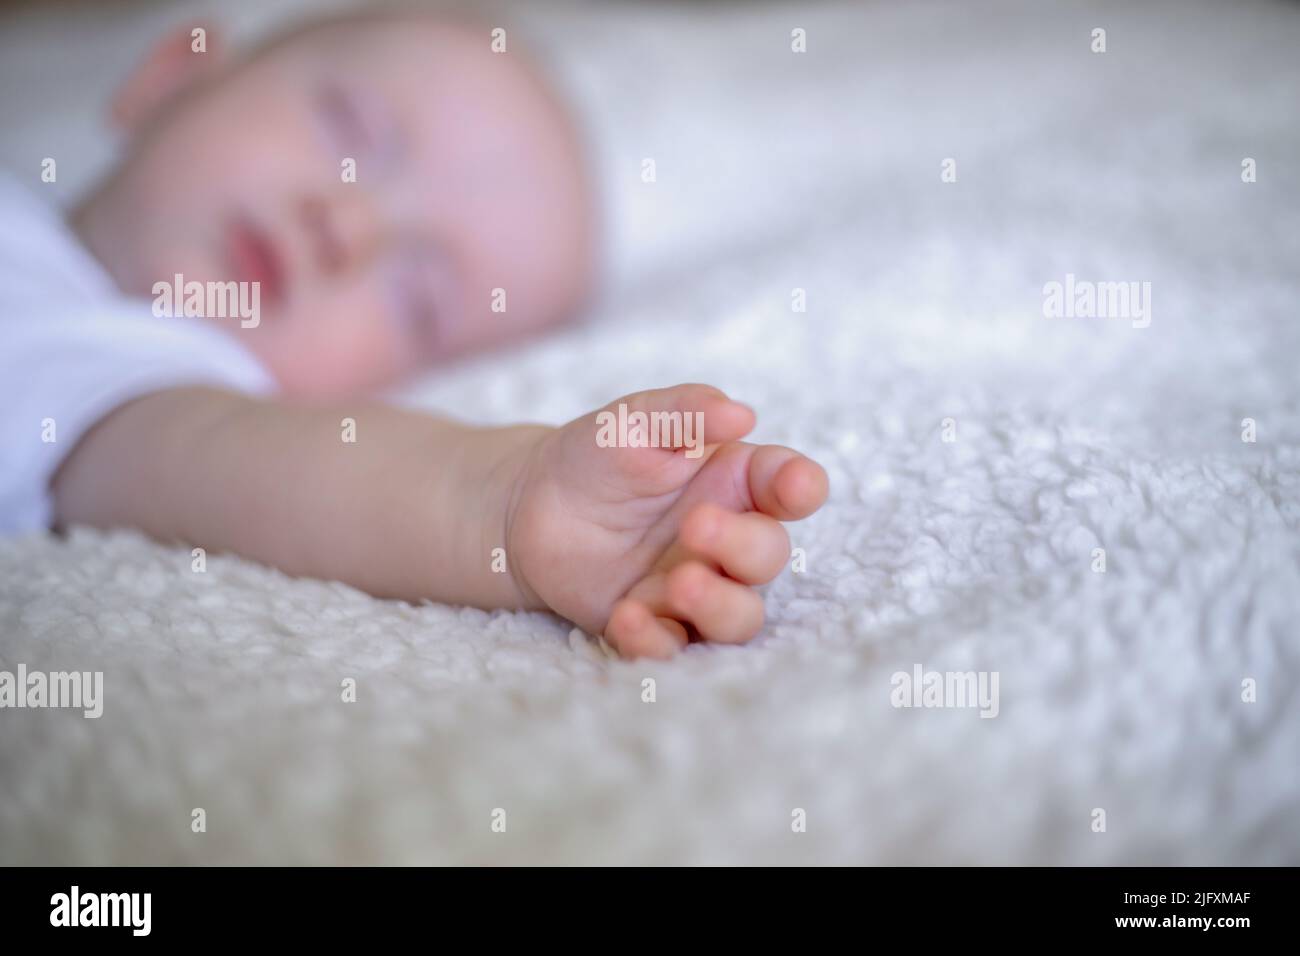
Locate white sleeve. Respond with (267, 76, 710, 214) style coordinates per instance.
(0, 173, 276, 535)
(0, 308, 275, 535)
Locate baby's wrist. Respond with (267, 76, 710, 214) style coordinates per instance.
(473, 423, 553, 612)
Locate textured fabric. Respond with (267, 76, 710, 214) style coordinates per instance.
(1, 0, 1297, 864)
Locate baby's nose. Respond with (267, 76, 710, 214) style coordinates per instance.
(297, 194, 381, 277)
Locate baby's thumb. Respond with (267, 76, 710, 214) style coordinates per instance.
(592, 383, 755, 461)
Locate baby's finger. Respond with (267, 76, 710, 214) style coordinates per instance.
(605, 383, 756, 452)
(679, 502, 790, 585)
(605, 597, 688, 660)
(666, 562, 765, 644)
(747, 445, 830, 521)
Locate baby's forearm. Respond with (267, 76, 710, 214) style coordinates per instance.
(51, 387, 549, 609)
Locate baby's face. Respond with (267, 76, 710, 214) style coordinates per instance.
(77, 12, 592, 398)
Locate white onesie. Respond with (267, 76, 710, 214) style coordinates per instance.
(0, 173, 274, 534)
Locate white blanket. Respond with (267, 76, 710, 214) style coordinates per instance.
(1, 0, 1297, 864)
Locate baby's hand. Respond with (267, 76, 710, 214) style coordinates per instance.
(505, 384, 829, 658)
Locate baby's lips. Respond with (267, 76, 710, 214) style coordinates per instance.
(225, 215, 287, 310)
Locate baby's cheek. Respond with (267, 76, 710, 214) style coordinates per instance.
(252, 296, 407, 400)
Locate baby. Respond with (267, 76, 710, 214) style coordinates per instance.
(1, 6, 828, 659)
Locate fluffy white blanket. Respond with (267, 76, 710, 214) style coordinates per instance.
(1, 0, 1297, 864)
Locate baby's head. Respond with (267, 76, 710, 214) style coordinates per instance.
(74, 6, 593, 398)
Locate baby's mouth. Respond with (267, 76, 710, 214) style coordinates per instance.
(225, 216, 286, 311)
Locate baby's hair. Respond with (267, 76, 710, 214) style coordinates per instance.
(221, 0, 599, 313)
(238, 0, 500, 63)
(229, 0, 585, 165)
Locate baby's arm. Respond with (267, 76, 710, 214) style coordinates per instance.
(52, 383, 828, 658)
(51, 387, 548, 610)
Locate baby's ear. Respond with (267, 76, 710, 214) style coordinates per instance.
(111, 21, 225, 132)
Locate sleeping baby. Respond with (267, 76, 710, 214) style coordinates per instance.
(0, 5, 828, 659)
